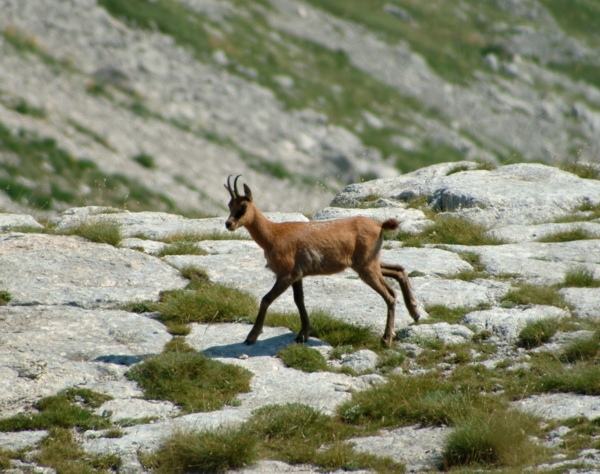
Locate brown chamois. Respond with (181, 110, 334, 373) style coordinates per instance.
(224, 175, 420, 347)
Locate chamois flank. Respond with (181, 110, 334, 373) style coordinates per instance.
(224, 175, 420, 347)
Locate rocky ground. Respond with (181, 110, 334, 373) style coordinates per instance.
(1, 161, 600, 472)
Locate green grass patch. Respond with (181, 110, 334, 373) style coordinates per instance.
(126, 341, 252, 412)
(0, 290, 12, 306)
(376, 350, 406, 374)
(59, 219, 122, 246)
(564, 265, 600, 287)
(500, 283, 567, 308)
(142, 427, 257, 473)
(562, 333, 600, 363)
(339, 372, 504, 429)
(421, 305, 476, 325)
(68, 119, 113, 150)
(442, 410, 543, 469)
(0, 389, 112, 432)
(278, 344, 328, 373)
(158, 241, 207, 256)
(517, 319, 561, 349)
(0, 447, 18, 470)
(398, 215, 506, 247)
(156, 279, 258, 326)
(34, 428, 121, 473)
(133, 152, 156, 169)
(537, 227, 596, 242)
(0, 121, 181, 212)
(538, 363, 600, 395)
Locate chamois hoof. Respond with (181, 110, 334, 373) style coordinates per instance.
(244, 337, 257, 345)
(294, 334, 309, 344)
(380, 337, 393, 348)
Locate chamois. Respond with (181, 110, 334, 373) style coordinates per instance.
(224, 175, 420, 347)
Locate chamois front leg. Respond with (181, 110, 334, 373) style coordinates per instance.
(292, 279, 312, 343)
(245, 276, 293, 345)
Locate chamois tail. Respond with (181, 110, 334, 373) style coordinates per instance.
(381, 218, 400, 231)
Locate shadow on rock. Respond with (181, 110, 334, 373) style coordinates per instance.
(203, 333, 327, 359)
(93, 354, 148, 366)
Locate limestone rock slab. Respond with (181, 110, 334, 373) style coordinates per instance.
(313, 206, 432, 234)
(0, 305, 170, 417)
(412, 277, 510, 308)
(331, 163, 600, 227)
(83, 409, 249, 455)
(382, 247, 473, 277)
(447, 240, 600, 286)
(514, 393, 600, 420)
(462, 306, 570, 340)
(0, 233, 187, 308)
(349, 425, 449, 472)
(0, 430, 47, 451)
(52, 207, 308, 240)
(487, 222, 600, 243)
(339, 349, 379, 373)
(559, 287, 600, 319)
(0, 213, 44, 232)
(119, 237, 166, 255)
(94, 399, 180, 422)
(399, 322, 474, 344)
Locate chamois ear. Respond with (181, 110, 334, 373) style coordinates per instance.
(243, 184, 253, 201)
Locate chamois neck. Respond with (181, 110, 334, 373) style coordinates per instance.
(244, 206, 275, 251)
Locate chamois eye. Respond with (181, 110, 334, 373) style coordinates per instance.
(235, 205, 247, 219)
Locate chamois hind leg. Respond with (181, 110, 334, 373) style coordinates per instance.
(246, 276, 293, 345)
(380, 263, 420, 322)
(355, 265, 397, 348)
(292, 280, 312, 343)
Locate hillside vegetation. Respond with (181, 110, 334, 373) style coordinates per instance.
(0, 0, 599, 214)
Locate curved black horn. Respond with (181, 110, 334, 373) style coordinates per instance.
(233, 174, 242, 197)
(225, 175, 234, 198)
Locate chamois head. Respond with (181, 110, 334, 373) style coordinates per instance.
(224, 174, 254, 231)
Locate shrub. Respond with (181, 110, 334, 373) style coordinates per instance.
(278, 344, 328, 372)
(517, 319, 560, 349)
(126, 343, 252, 412)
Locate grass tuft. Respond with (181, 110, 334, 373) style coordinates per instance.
(35, 428, 120, 473)
(0, 389, 112, 432)
(156, 279, 257, 326)
(537, 227, 595, 242)
(517, 319, 560, 349)
(399, 215, 506, 247)
(442, 410, 542, 469)
(126, 341, 252, 412)
(564, 265, 600, 288)
(158, 241, 207, 256)
(562, 333, 600, 363)
(59, 219, 122, 246)
(500, 283, 567, 308)
(278, 344, 328, 373)
(133, 153, 156, 169)
(0, 290, 12, 306)
(339, 373, 503, 429)
(559, 151, 600, 180)
(143, 427, 257, 473)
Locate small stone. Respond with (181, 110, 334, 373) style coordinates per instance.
(238, 354, 249, 360)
